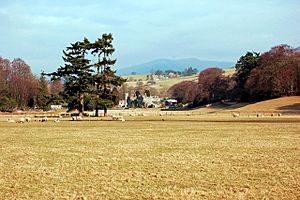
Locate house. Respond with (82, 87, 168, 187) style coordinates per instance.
(164, 99, 178, 107)
(50, 105, 62, 110)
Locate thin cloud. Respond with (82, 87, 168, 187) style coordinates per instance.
(0, 0, 299, 74)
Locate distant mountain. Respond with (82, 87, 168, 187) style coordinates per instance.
(295, 46, 300, 52)
(116, 58, 235, 75)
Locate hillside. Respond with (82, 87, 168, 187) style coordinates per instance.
(123, 74, 197, 94)
(122, 68, 235, 96)
(195, 96, 300, 114)
(116, 58, 235, 75)
(234, 96, 300, 113)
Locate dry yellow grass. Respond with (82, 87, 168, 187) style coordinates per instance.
(188, 96, 300, 116)
(0, 115, 299, 199)
(152, 76, 197, 92)
(223, 68, 236, 76)
(124, 75, 197, 93)
(235, 96, 300, 114)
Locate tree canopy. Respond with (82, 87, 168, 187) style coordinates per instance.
(168, 44, 300, 106)
(47, 33, 125, 115)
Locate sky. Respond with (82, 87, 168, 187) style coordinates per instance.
(0, 0, 299, 74)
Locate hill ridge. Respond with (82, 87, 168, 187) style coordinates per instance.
(116, 58, 235, 75)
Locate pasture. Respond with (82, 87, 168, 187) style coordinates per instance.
(0, 114, 299, 199)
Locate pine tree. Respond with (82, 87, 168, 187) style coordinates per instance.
(234, 52, 260, 101)
(47, 34, 125, 116)
(91, 33, 125, 116)
(35, 74, 50, 110)
(47, 39, 93, 114)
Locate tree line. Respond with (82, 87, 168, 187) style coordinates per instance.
(1, 42, 299, 112)
(0, 34, 125, 115)
(168, 45, 300, 106)
(0, 57, 63, 112)
(153, 67, 198, 76)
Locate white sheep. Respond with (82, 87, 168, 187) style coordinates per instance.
(25, 117, 31, 122)
(232, 113, 240, 117)
(72, 116, 82, 121)
(17, 118, 25, 123)
(77, 116, 82, 120)
(111, 115, 125, 121)
(7, 119, 16, 123)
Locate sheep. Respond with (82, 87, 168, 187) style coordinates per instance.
(17, 117, 25, 123)
(77, 116, 82, 120)
(111, 115, 125, 121)
(129, 113, 135, 117)
(25, 117, 31, 122)
(277, 113, 282, 117)
(136, 112, 146, 116)
(159, 113, 163, 116)
(41, 117, 48, 122)
(72, 116, 82, 121)
(7, 119, 16, 123)
(270, 113, 275, 117)
(54, 119, 60, 123)
(232, 113, 240, 117)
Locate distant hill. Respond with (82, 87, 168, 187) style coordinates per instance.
(116, 58, 235, 75)
(295, 46, 300, 52)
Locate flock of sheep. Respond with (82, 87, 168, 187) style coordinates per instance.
(6, 116, 61, 123)
(232, 113, 282, 117)
(5, 111, 284, 123)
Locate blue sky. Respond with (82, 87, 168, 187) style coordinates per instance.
(0, 0, 299, 74)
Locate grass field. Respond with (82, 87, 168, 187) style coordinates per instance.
(0, 114, 299, 199)
(124, 74, 197, 94)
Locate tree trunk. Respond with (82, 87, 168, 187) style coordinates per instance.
(95, 106, 99, 117)
(95, 94, 99, 117)
(79, 93, 84, 116)
(104, 105, 107, 117)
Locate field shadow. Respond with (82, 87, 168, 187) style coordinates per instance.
(278, 103, 300, 111)
(220, 102, 250, 110)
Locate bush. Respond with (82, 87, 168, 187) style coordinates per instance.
(0, 97, 18, 112)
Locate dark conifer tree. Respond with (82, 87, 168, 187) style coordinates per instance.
(91, 33, 125, 116)
(234, 52, 260, 101)
(47, 39, 92, 114)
